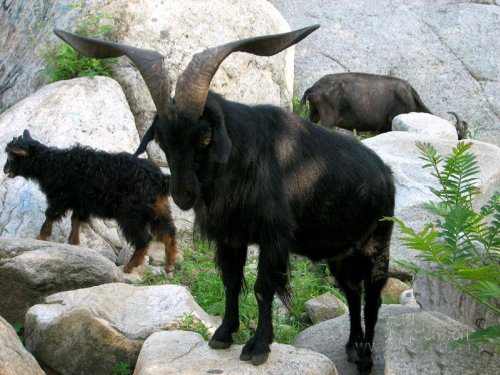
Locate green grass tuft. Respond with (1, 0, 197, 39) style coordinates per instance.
(111, 361, 132, 375)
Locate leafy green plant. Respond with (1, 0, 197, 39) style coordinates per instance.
(42, 13, 116, 82)
(176, 313, 210, 341)
(13, 321, 24, 344)
(111, 362, 132, 375)
(292, 96, 310, 120)
(387, 141, 500, 349)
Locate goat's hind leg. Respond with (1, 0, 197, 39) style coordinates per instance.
(209, 242, 247, 350)
(152, 216, 178, 279)
(357, 221, 391, 375)
(328, 258, 364, 363)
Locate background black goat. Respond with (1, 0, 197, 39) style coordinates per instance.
(56, 26, 394, 374)
(3, 130, 178, 275)
(301, 73, 432, 133)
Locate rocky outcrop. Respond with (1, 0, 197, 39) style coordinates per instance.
(413, 273, 499, 329)
(271, 0, 500, 147)
(0, 77, 139, 261)
(362, 131, 500, 276)
(0, 237, 123, 324)
(399, 289, 419, 307)
(1, 0, 294, 166)
(134, 330, 337, 375)
(381, 278, 410, 301)
(25, 283, 221, 375)
(304, 292, 347, 324)
(384, 311, 500, 374)
(293, 305, 420, 375)
(0, 316, 45, 375)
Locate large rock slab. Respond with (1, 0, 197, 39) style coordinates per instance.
(1, 0, 294, 166)
(0, 315, 45, 375)
(384, 311, 500, 374)
(413, 272, 500, 329)
(362, 131, 500, 276)
(25, 283, 221, 375)
(134, 330, 337, 375)
(0, 237, 123, 324)
(0, 76, 139, 261)
(293, 305, 420, 375)
(270, 0, 500, 147)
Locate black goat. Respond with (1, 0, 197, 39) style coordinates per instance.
(3, 130, 178, 276)
(55, 26, 394, 374)
(448, 111, 468, 140)
(301, 73, 432, 133)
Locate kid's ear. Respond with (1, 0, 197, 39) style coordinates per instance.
(23, 129, 32, 140)
(8, 147, 28, 156)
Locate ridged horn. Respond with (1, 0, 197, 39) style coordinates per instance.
(54, 29, 171, 116)
(175, 24, 320, 119)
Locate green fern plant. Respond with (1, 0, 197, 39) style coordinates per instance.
(42, 13, 117, 82)
(388, 141, 499, 349)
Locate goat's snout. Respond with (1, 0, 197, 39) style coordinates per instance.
(171, 187, 198, 210)
(3, 161, 13, 177)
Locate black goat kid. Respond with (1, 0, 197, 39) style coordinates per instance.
(3, 130, 178, 275)
(55, 26, 394, 374)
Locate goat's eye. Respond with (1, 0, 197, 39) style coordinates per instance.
(203, 137, 211, 146)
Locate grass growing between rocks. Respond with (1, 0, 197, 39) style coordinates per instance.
(42, 13, 117, 82)
(141, 236, 346, 344)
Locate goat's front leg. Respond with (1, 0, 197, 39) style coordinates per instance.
(209, 242, 247, 349)
(68, 213, 81, 245)
(240, 243, 290, 366)
(37, 204, 63, 241)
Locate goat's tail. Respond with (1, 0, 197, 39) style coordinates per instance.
(300, 87, 313, 109)
(134, 115, 158, 156)
(411, 87, 432, 114)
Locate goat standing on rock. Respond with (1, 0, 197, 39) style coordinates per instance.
(55, 25, 395, 374)
(3, 130, 178, 276)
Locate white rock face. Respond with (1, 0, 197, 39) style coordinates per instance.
(392, 113, 458, 139)
(413, 273, 499, 329)
(399, 289, 418, 307)
(0, 316, 45, 375)
(1, 0, 294, 166)
(25, 283, 221, 375)
(362, 131, 500, 276)
(0, 77, 140, 260)
(293, 305, 421, 375)
(0, 237, 123, 324)
(135, 330, 337, 375)
(271, 0, 500, 147)
(305, 292, 347, 324)
(384, 311, 500, 374)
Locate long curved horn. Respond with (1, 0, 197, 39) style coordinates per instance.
(447, 111, 460, 123)
(175, 24, 320, 119)
(54, 29, 171, 116)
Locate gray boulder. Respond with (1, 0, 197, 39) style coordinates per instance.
(305, 292, 348, 324)
(0, 76, 139, 261)
(25, 283, 221, 375)
(0, 315, 45, 375)
(293, 305, 420, 375)
(362, 131, 500, 276)
(1, 0, 294, 166)
(384, 311, 500, 374)
(134, 330, 337, 375)
(0, 237, 122, 324)
(270, 0, 500, 147)
(392, 113, 458, 139)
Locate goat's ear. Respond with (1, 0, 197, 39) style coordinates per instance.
(22, 130, 32, 140)
(9, 147, 28, 157)
(204, 98, 231, 164)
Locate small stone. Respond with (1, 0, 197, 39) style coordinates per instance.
(382, 278, 410, 301)
(392, 113, 458, 140)
(399, 289, 418, 307)
(305, 292, 348, 324)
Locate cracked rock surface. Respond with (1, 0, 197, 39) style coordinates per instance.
(134, 330, 337, 375)
(271, 0, 500, 146)
(25, 283, 221, 375)
(0, 237, 123, 324)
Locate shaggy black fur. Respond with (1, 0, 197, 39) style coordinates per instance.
(3, 130, 178, 274)
(138, 91, 395, 374)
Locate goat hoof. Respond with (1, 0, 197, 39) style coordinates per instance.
(239, 350, 252, 361)
(123, 264, 133, 273)
(356, 358, 373, 375)
(209, 339, 232, 350)
(251, 352, 269, 366)
(346, 344, 359, 362)
(166, 271, 174, 279)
